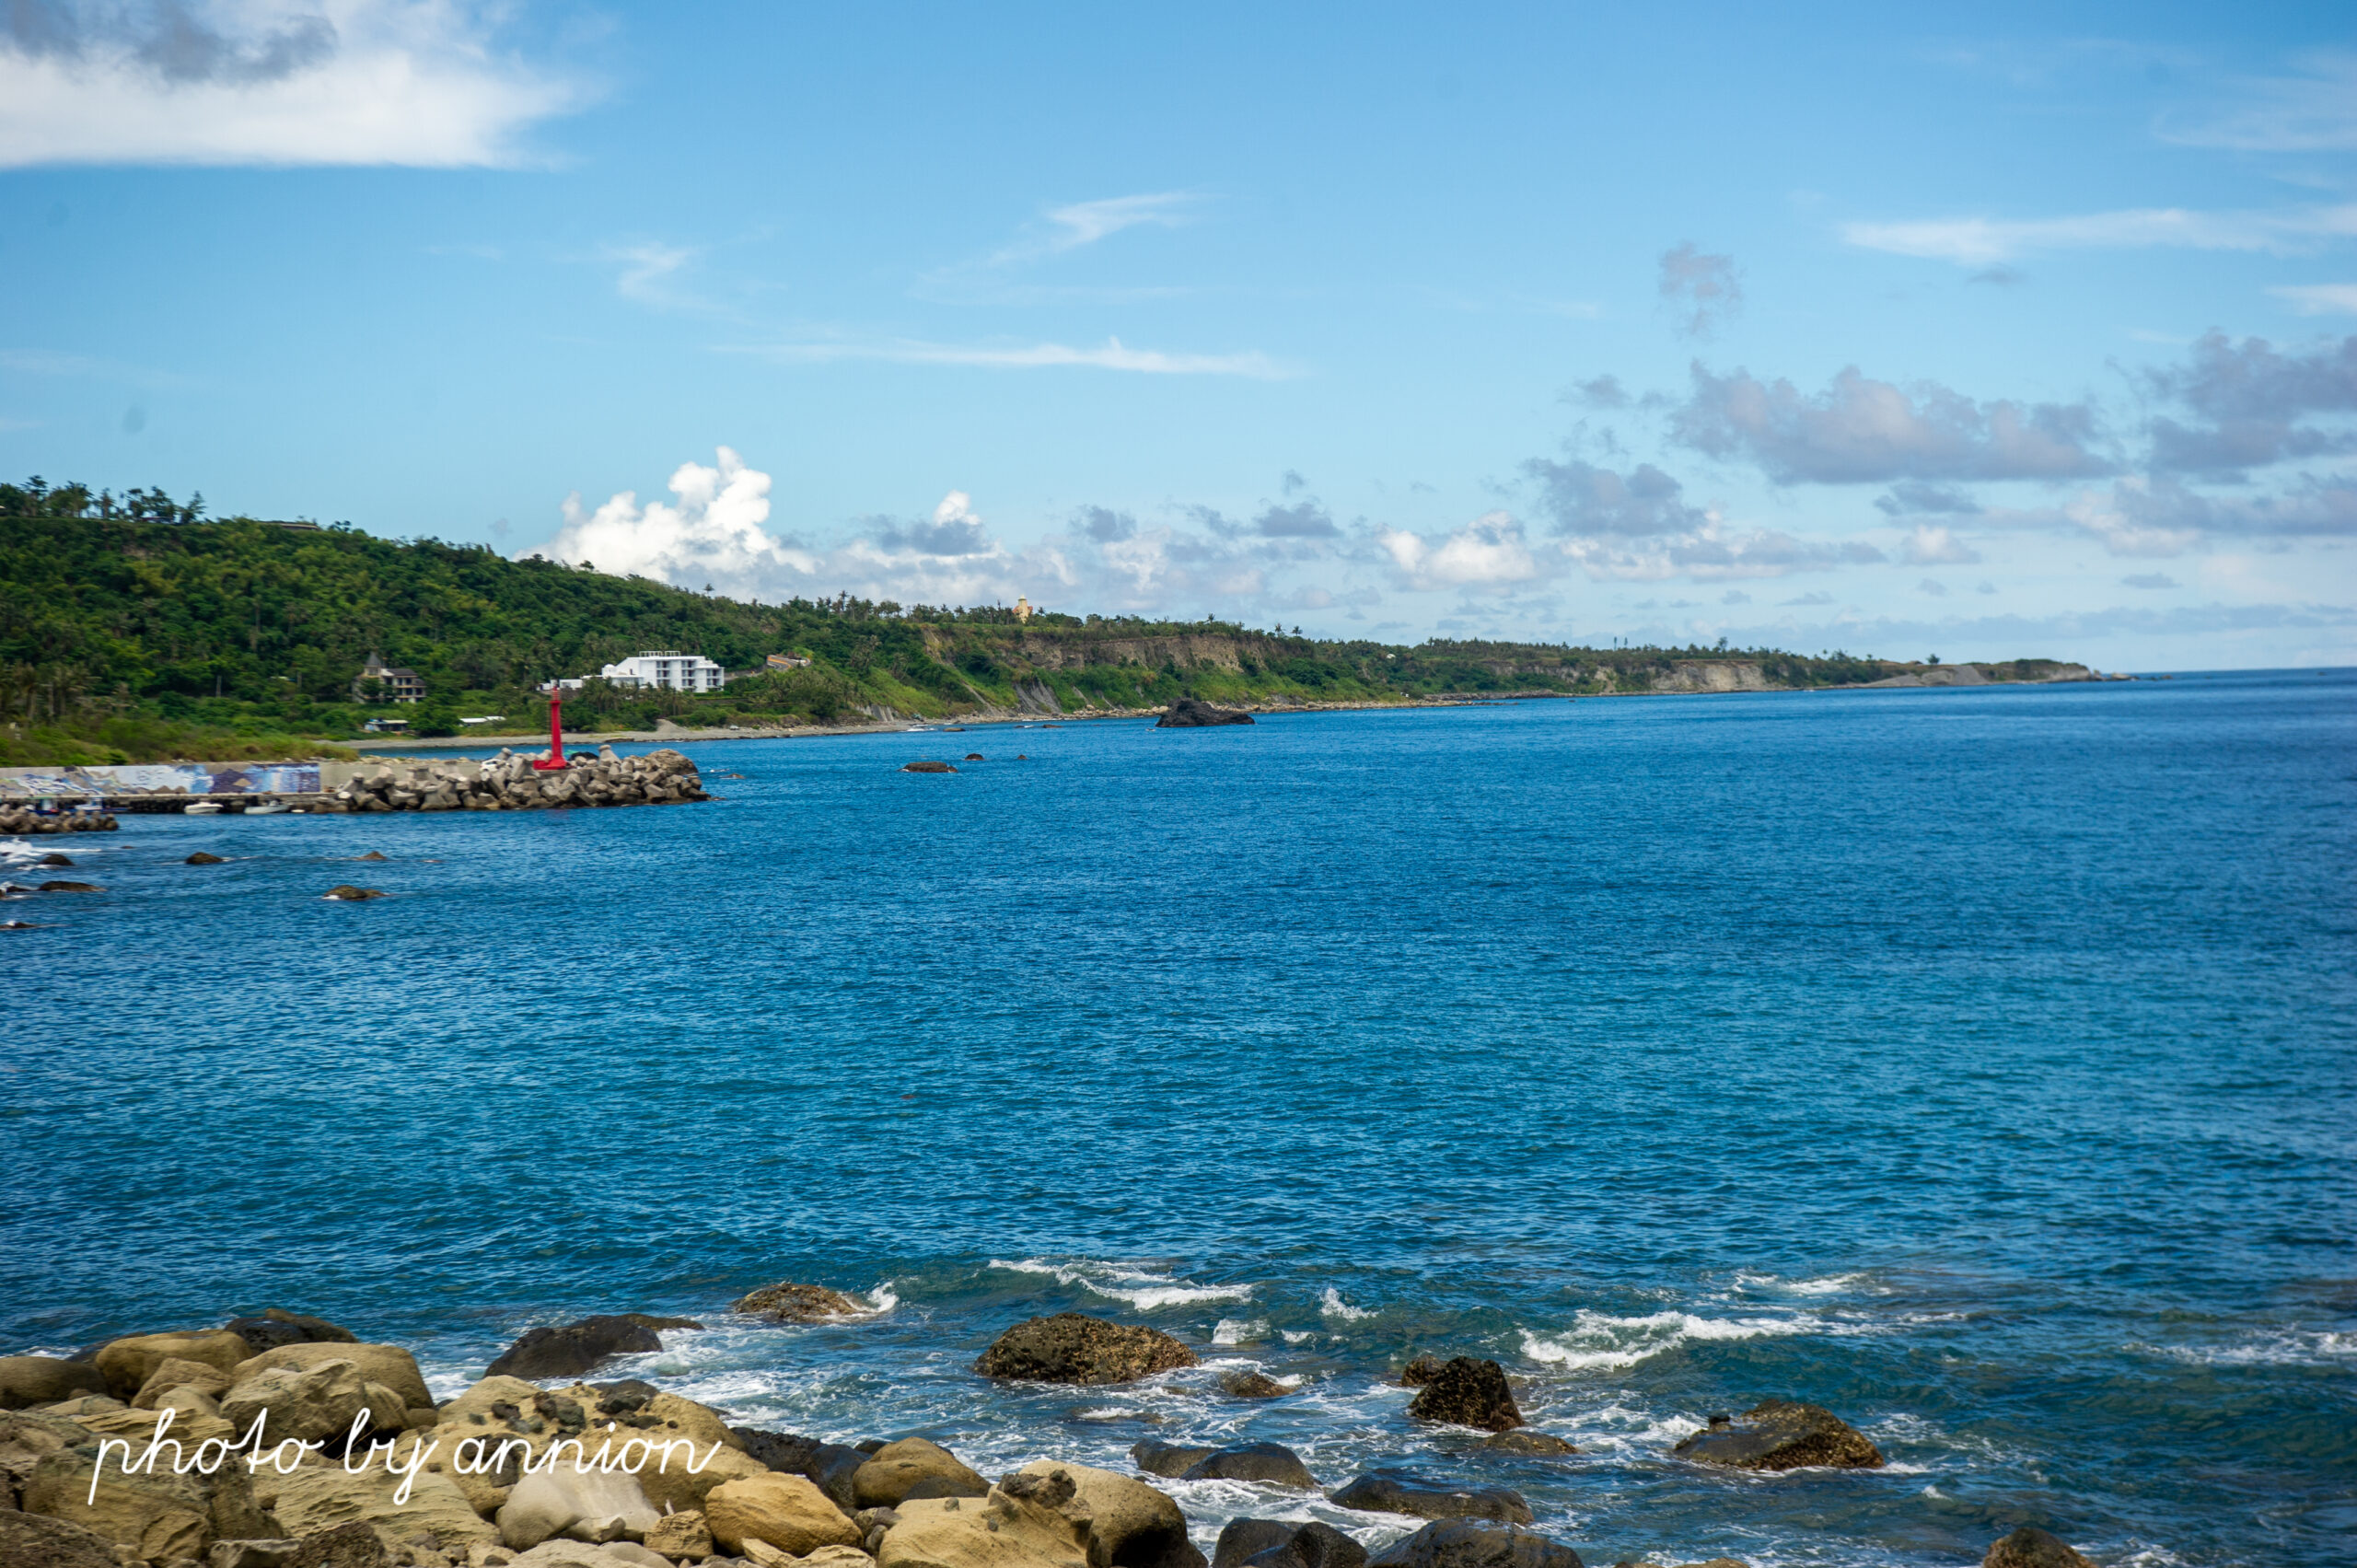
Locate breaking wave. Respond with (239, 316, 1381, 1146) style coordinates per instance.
(987, 1257, 1252, 1310)
(1519, 1309, 1814, 1370)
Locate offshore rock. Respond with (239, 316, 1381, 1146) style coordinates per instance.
(901, 761, 958, 773)
(734, 1282, 865, 1320)
(975, 1314, 1198, 1386)
(484, 1317, 663, 1379)
(1328, 1473, 1533, 1526)
(1983, 1527, 2096, 1568)
(322, 886, 385, 901)
(1238, 1523, 1367, 1568)
(1214, 1522, 1298, 1568)
(1155, 699, 1254, 727)
(1406, 1359, 1522, 1433)
(1129, 1440, 1216, 1479)
(1177, 1444, 1316, 1489)
(1221, 1371, 1290, 1400)
(37, 880, 102, 892)
(1367, 1522, 1583, 1568)
(185, 852, 226, 865)
(1669, 1400, 1883, 1471)
(1480, 1432, 1576, 1457)
(1399, 1358, 1443, 1387)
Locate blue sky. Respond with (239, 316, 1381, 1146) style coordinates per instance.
(3, 2, 2353, 668)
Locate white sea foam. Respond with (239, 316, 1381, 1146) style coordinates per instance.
(1280, 1330, 1316, 1345)
(1212, 1318, 1269, 1345)
(1519, 1309, 1811, 1370)
(1318, 1287, 1373, 1321)
(863, 1281, 900, 1314)
(1733, 1270, 1873, 1295)
(2128, 1330, 2356, 1366)
(988, 1257, 1251, 1310)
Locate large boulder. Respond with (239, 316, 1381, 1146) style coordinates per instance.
(19, 1418, 272, 1561)
(1220, 1373, 1289, 1400)
(249, 1448, 496, 1553)
(1213, 1521, 1297, 1568)
(855, 1439, 988, 1506)
(736, 1428, 870, 1512)
(1014, 1459, 1204, 1568)
(1480, 1432, 1575, 1457)
(1398, 1359, 1442, 1388)
(0, 1358, 105, 1411)
(1328, 1474, 1532, 1526)
(877, 1471, 1093, 1568)
(0, 1505, 121, 1568)
(220, 1359, 406, 1446)
(1668, 1401, 1883, 1471)
(91, 1330, 255, 1400)
(485, 1318, 664, 1380)
(1984, 1527, 2096, 1568)
(1367, 1522, 1582, 1568)
(734, 1283, 866, 1320)
(1178, 1444, 1315, 1489)
(1155, 701, 1254, 727)
(228, 1344, 433, 1418)
(132, 1356, 236, 1409)
(496, 1467, 660, 1549)
(427, 1379, 762, 1516)
(1406, 1360, 1522, 1433)
(975, 1315, 1198, 1385)
(702, 1472, 864, 1557)
(1128, 1440, 1216, 1479)
(644, 1508, 714, 1560)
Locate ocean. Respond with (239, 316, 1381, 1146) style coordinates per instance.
(6, 668, 2352, 1567)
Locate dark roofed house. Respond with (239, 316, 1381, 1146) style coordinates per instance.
(354, 653, 424, 704)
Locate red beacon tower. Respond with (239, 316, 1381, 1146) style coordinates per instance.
(534, 684, 573, 771)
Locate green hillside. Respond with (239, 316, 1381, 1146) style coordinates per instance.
(0, 478, 2030, 765)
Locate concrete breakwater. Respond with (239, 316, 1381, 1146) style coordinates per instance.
(0, 806, 118, 834)
(328, 748, 708, 812)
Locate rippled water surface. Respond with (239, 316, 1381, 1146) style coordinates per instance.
(6, 671, 2354, 1567)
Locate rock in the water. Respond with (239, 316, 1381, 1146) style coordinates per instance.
(703, 1472, 865, 1557)
(37, 881, 101, 893)
(901, 761, 958, 773)
(854, 1438, 988, 1507)
(1013, 1460, 1204, 1568)
(36, 853, 73, 866)
(0, 1505, 122, 1568)
(0, 1357, 106, 1411)
(1130, 1439, 1218, 1479)
(1328, 1474, 1532, 1526)
(91, 1330, 256, 1400)
(1366, 1522, 1583, 1568)
(1155, 699, 1254, 727)
(321, 886, 384, 901)
(1407, 1359, 1523, 1433)
(734, 1282, 866, 1320)
(1480, 1432, 1576, 1457)
(1241, 1522, 1368, 1568)
(1220, 1372, 1290, 1400)
(354, 852, 389, 862)
(1178, 1444, 1316, 1489)
(975, 1314, 1199, 1385)
(1399, 1358, 1442, 1387)
(496, 1465, 660, 1550)
(184, 852, 226, 865)
(1215, 1521, 1298, 1568)
(1984, 1527, 2096, 1568)
(484, 1316, 664, 1379)
(965, 753, 985, 761)
(1668, 1400, 1883, 1471)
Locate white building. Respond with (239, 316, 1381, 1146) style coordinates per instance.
(599, 651, 727, 691)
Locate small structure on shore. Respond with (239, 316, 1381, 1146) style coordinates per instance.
(353, 653, 424, 704)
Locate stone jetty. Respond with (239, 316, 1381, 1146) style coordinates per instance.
(0, 806, 118, 835)
(329, 747, 708, 813)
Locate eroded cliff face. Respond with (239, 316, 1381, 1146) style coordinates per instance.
(1012, 633, 1282, 672)
(1644, 662, 1777, 693)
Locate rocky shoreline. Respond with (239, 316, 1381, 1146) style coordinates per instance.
(0, 1294, 2109, 1568)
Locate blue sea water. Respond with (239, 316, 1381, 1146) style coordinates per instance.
(5, 670, 2353, 1567)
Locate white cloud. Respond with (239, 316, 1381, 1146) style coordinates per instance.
(1840, 204, 2357, 266)
(1380, 512, 1540, 590)
(529, 447, 811, 589)
(2156, 52, 2357, 153)
(0, 1, 582, 168)
(731, 335, 1292, 377)
(1035, 193, 1198, 253)
(610, 242, 700, 307)
(1901, 525, 1982, 565)
(2274, 284, 2357, 317)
